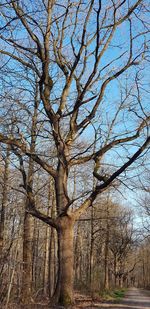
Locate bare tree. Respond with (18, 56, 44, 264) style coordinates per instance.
(0, 0, 150, 306)
(16, 82, 39, 303)
(0, 146, 10, 254)
(109, 209, 134, 287)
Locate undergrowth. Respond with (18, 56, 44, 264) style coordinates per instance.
(100, 288, 126, 301)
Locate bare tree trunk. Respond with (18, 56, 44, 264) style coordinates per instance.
(75, 223, 82, 285)
(58, 222, 74, 306)
(142, 259, 146, 288)
(49, 228, 54, 297)
(104, 207, 110, 290)
(52, 216, 74, 306)
(5, 237, 19, 308)
(45, 181, 57, 298)
(21, 213, 34, 303)
(49, 160, 75, 306)
(0, 147, 10, 254)
(43, 224, 50, 296)
(43, 181, 52, 296)
(104, 266, 109, 290)
(89, 205, 94, 293)
(120, 276, 123, 288)
(48, 227, 58, 299)
(104, 233, 109, 290)
(32, 220, 39, 291)
(90, 157, 97, 293)
(53, 230, 58, 291)
(21, 86, 39, 303)
(114, 255, 117, 287)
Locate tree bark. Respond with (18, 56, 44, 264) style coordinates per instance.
(21, 212, 34, 303)
(49, 227, 55, 297)
(104, 206, 110, 290)
(0, 147, 10, 254)
(75, 223, 82, 285)
(114, 255, 117, 287)
(58, 222, 74, 306)
(89, 205, 94, 292)
(43, 223, 50, 296)
(52, 216, 74, 306)
(21, 85, 39, 303)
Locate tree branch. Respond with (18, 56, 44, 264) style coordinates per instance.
(0, 134, 57, 179)
(73, 136, 150, 219)
(70, 117, 150, 166)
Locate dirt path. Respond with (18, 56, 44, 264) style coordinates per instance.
(91, 288, 150, 309)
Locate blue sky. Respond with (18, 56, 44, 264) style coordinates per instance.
(0, 1, 150, 220)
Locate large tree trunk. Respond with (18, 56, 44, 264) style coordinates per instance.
(51, 160, 75, 306)
(52, 216, 74, 307)
(58, 221, 74, 306)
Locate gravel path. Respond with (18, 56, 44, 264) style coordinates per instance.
(93, 288, 150, 309)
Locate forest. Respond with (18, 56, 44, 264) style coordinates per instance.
(0, 0, 150, 308)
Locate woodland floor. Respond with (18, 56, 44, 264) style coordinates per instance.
(2, 288, 150, 308)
